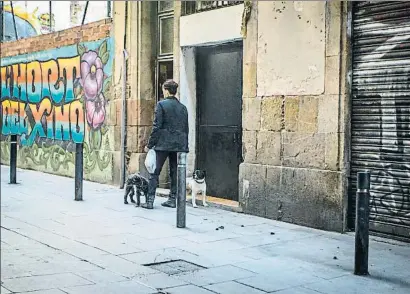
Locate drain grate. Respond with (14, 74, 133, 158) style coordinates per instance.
(144, 259, 206, 275)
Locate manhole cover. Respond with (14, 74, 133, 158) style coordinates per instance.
(144, 259, 206, 275)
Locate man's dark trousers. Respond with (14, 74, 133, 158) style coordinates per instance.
(147, 151, 177, 203)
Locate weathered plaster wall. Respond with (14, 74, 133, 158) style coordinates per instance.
(1, 20, 115, 184)
(240, 1, 348, 232)
(179, 47, 197, 175)
(257, 1, 326, 96)
(180, 4, 244, 47)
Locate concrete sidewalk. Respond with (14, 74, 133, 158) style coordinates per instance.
(1, 166, 409, 294)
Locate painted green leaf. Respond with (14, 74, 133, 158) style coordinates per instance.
(101, 125, 108, 135)
(103, 79, 112, 99)
(98, 40, 108, 59)
(101, 51, 110, 65)
(77, 43, 86, 56)
(104, 136, 111, 151)
(103, 79, 112, 92)
(89, 129, 102, 150)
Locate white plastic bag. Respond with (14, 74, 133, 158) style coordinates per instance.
(145, 149, 156, 174)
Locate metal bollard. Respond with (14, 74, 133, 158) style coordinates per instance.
(9, 135, 17, 184)
(176, 152, 187, 228)
(74, 143, 84, 201)
(354, 171, 370, 276)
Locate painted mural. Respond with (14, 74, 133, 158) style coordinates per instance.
(2, 2, 51, 41)
(0, 38, 114, 182)
(2, 1, 110, 42)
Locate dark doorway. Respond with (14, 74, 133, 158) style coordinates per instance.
(196, 42, 243, 201)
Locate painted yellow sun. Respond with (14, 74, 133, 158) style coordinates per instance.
(3, 4, 42, 34)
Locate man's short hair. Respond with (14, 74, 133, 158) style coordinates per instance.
(163, 80, 178, 95)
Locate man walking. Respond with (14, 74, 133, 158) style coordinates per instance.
(142, 80, 189, 209)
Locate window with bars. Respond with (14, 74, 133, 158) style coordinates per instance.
(181, 1, 243, 16)
(156, 1, 174, 101)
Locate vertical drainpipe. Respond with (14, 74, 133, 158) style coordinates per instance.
(120, 2, 129, 189)
(107, 1, 112, 18)
(0, 1, 4, 41)
(49, 1, 52, 32)
(10, 1, 18, 40)
(82, 1, 89, 25)
(344, 1, 354, 231)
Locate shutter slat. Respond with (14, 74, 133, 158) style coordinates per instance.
(349, 1, 410, 241)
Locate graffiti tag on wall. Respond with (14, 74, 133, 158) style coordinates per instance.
(1, 56, 84, 145)
(0, 38, 113, 180)
(351, 4, 410, 237)
(1, 38, 112, 146)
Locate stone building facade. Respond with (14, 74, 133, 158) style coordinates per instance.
(169, 1, 349, 233)
(110, 1, 350, 232)
(2, 1, 408, 240)
(1, 1, 349, 230)
(238, 1, 349, 232)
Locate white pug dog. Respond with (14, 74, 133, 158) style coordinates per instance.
(186, 170, 208, 208)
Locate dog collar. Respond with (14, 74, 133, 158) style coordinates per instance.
(194, 179, 205, 184)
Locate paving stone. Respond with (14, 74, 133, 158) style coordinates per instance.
(187, 208, 223, 217)
(236, 270, 324, 293)
(235, 256, 348, 280)
(1, 287, 11, 294)
(19, 289, 68, 294)
(204, 281, 266, 294)
(369, 266, 410, 285)
(134, 236, 199, 251)
(178, 249, 255, 268)
(132, 272, 188, 289)
(305, 274, 410, 294)
(174, 265, 255, 286)
(1, 241, 11, 250)
(233, 230, 320, 247)
(230, 246, 273, 260)
(38, 250, 103, 270)
(120, 248, 198, 265)
(2, 166, 410, 294)
(2, 260, 71, 278)
(131, 224, 190, 240)
(62, 280, 154, 294)
(235, 257, 296, 274)
(0, 232, 45, 250)
(146, 260, 206, 276)
(273, 286, 327, 294)
(74, 269, 128, 284)
(1, 248, 44, 265)
(223, 224, 281, 237)
(1, 273, 93, 293)
(11, 229, 82, 251)
(74, 235, 143, 255)
(165, 285, 215, 294)
(58, 243, 110, 260)
(84, 254, 159, 278)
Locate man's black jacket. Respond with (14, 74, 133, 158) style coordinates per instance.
(147, 97, 189, 152)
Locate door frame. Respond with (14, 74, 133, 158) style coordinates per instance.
(194, 41, 244, 200)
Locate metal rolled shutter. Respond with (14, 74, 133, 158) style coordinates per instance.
(350, 1, 410, 241)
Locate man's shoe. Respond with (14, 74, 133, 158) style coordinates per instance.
(141, 203, 153, 209)
(161, 199, 176, 208)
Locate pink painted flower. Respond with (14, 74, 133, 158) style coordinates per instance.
(86, 93, 106, 130)
(80, 51, 104, 101)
